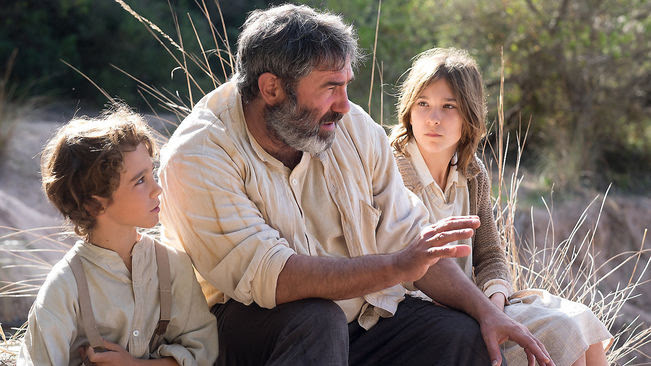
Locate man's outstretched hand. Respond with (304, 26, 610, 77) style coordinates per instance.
(395, 216, 477, 283)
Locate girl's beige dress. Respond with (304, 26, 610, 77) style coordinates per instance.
(394, 142, 612, 366)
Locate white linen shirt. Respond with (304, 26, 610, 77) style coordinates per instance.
(405, 142, 510, 299)
(405, 142, 472, 276)
(158, 81, 430, 329)
(18, 234, 218, 366)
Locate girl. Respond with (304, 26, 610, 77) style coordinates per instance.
(19, 105, 218, 365)
(390, 48, 612, 366)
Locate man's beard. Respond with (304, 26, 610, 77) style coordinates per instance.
(264, 92, 343, 155)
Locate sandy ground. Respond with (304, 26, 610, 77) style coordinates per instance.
(0, 108, 69, 329)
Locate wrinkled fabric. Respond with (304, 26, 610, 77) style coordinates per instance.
(159, 81, 431, 329)
(504, 289, 613, 366)
(395, 146, 612, 366)
(18, 235, 218, 366)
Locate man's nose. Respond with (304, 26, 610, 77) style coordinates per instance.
(332, 88, 350, 115)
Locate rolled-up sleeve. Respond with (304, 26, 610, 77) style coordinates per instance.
(159, 127, 295, 309)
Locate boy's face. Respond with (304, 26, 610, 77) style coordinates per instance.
(96, 142, 161, 230)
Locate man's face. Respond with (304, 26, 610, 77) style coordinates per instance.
(264, 61, 353, 155)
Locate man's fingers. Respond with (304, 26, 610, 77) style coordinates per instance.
(483, 334, 503, 366)
(423, 217, 480, 238)
(424, 228, 475, 247)
(433, 215, 480, 230)
(530, 340, 552, 365)
(513, 331, 551, 366)
(526, 349, 536, 366)
(535, 338, 553, 366)
(426, 244, 471, 258)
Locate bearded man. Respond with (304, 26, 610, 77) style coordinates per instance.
(159, 4, 552, 366)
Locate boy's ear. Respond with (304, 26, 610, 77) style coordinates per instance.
(257, 72, 286, 106)
(86, 196, 108, 217)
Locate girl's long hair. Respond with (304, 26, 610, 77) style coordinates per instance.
(390, 48, 487, 175)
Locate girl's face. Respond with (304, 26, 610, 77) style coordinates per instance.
(409, 78, 463, 160)
(96, 142, 162, 230)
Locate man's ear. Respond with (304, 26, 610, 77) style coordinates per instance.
(257, 72, 286, 105)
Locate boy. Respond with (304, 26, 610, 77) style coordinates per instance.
(18, 105, 218, 365)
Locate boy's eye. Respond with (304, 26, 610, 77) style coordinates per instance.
(136, 177, 145, 185)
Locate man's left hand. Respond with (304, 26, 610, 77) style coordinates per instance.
(479, 310, 554, 366)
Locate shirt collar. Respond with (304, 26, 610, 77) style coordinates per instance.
(72, 234, 152, 282)
(405, 140, 465, 199)
(406, 141, 435, 188)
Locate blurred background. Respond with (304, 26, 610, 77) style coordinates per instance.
(0, 0, 649, 362)
(2, 0, 649, 191)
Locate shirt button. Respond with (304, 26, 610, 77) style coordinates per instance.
(132, 330, 139, 337)
(291, 179, 298, 185)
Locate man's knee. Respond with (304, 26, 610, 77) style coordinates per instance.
(214, 298, 348, 365)
(437, 308, 484, 342)
(267, 299, 348, 365)
(278, 298, 347, 339)
(399, 298, 493, 364)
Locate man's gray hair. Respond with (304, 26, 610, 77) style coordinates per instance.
(234, 4, 361, 104)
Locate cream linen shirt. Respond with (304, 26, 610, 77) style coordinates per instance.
(158, 81, 430, 329)
(18, 234, 218, 366)
(405, 142, 510, 298)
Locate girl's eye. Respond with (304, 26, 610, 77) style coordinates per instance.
(443, 104, 457, 109)
(417, 101, 428, 107)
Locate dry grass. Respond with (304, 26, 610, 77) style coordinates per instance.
(1, 1, 649, 365)
(486, 49, 651, 364)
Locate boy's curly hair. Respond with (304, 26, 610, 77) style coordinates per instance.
(40, 104, 158, 238)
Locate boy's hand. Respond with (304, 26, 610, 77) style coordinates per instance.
(79, 340, 139, 366)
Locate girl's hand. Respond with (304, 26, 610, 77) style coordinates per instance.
(489, 292, 506, 312)
(79, 340, 139, 366)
